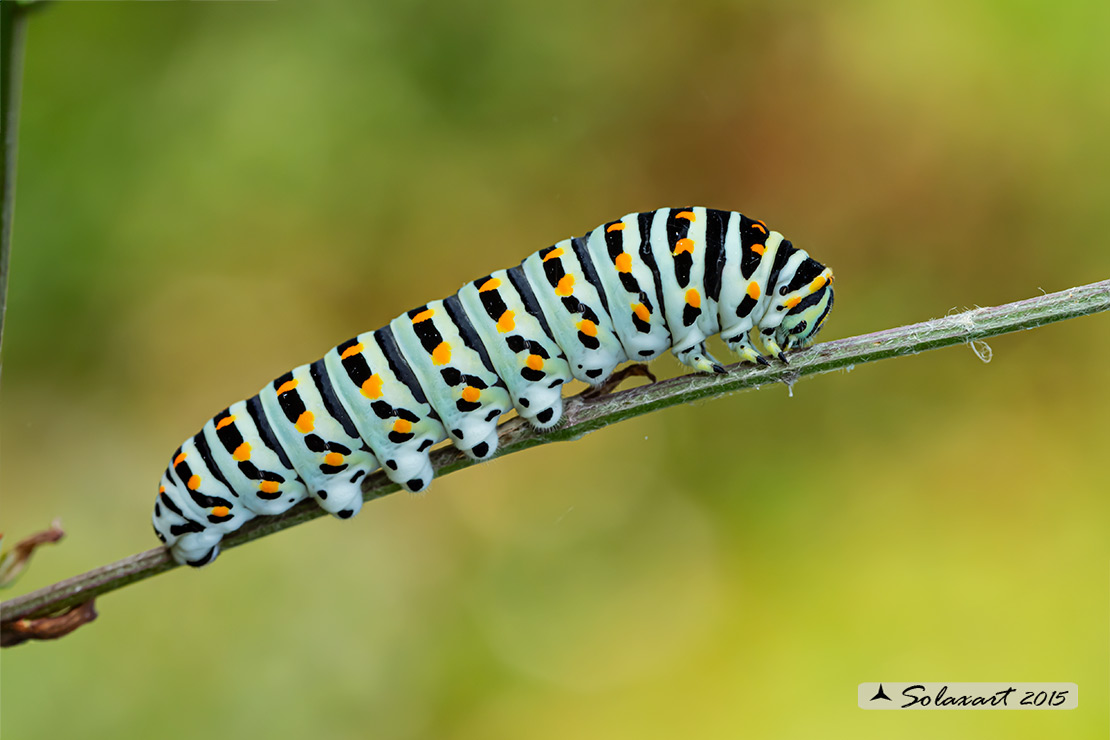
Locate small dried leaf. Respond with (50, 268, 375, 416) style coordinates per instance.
(581, 363, 658, 400)
(0, 520, 64, 588)
(1, 600, 98, 647)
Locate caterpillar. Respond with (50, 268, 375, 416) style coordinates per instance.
(152, 207, 834, 566)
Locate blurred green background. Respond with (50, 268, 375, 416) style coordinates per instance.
(2, 1, 1108, 738)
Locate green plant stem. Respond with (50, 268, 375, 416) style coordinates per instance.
(2, 278, 1108, 632)
(0, 0, 33, 376)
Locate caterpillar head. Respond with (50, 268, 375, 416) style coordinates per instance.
(776, 262, 834, 352)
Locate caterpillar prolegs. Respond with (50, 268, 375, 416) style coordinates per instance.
(153, 207, 835, 566)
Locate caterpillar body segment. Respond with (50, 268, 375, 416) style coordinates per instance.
(521, 239, 628, 384)
(153, 207, 835, 566)
(456, 269, 572, 430)
(390, 298, 514, 462)
(324, 330, 445, 494)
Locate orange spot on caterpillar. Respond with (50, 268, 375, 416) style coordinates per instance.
(543, 247, 565, 262)
(393, 418, 412, 434)
(412, 309, 435, 324)
(361, 374, 383, 399)
(173, 452, 187, 466)
(614, 252, 632, 273)
(296, 411, 315, 433)
(432, 342, 451, 365)
(673, 238, 694, 255)
(606, 222, 626, 232)
(211, 506, 230, 517)
(324, 452, 344, 466)
(187, 475, 201, 490)
(215, 415, 236, 430)
(158, 485, 165, 494)
(785, 296, 801, 309)
(496, 310, 515, 333)
(752, 221, 767, 234)
(259, 480, 280, 495)
(555, 274, 575, 296)
(676, 210, 696, 221)
(632, 303, 651, 322)
(233, 442, 251, 461)
(479, 277, 501, 292)
(577, 319, 597, 337)
(276, 379, 298, 395)
(807, 275, 827, 293)
(525, 354, 544, 371)
(340, 342, 364, 360)
(750, 243, 765, 256)
(685, 288, 701, 308)
(461, 386, 481, 403)
(747, 282, 761, 300)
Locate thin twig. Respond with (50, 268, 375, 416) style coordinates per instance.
(2, 279, 1108, 635)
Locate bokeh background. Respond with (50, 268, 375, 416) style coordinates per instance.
(3, 1, 1108, 738)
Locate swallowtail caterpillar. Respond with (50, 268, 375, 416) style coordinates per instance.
(153, 207, 834, 566)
